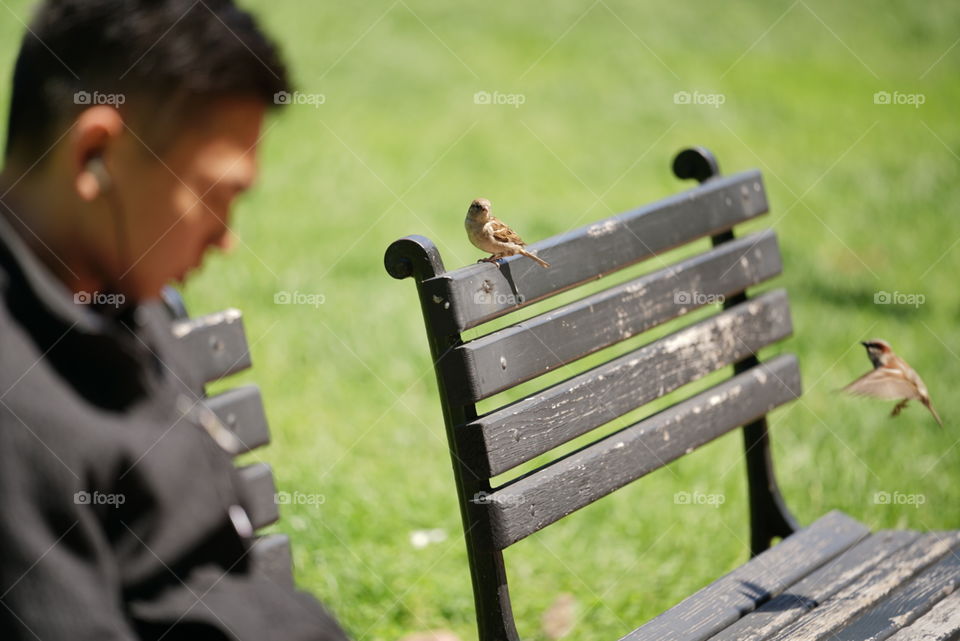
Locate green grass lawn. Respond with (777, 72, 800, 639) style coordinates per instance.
(2, 1, 959, 639)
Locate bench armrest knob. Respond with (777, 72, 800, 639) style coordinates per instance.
(673, 147, 721, 183)
(384, 235, 446, 280)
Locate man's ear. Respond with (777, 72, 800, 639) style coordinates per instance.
(71, 106, 124, 202)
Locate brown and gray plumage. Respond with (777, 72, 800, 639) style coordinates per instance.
(843, 339, 942, 427)
(465, 198, 549, 268)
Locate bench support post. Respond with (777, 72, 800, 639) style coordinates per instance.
(673, 148, 800, 556)
(385, 237, 521, 641)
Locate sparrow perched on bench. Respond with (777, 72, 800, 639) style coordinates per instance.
(843, 339, 942, 427)
(465, 198, 550, 268)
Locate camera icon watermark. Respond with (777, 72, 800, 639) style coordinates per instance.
(874, 290, 924, 308)
(873, 91, 925, 108)
(74, 90, 126, 106)
(274, 490, 326, 506)
(473, 90, 526, 108)
(674, 291, 725, 306)
(274, 290, 325, 308)
(74, 290, 126, 308)
(873, 491, 925, 508)
(74, 490, 126, 508)
(673, 90, 726, 108)
(674, 491, 726, 507)
(274, 91, 326, 108)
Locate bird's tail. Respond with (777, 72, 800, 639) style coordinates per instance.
(520, 249, 550, 268)
(923, 398, 944, 428)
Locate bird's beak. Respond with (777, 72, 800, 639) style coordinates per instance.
(860, 341, 870, 347)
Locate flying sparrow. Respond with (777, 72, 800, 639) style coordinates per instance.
(465, 198, 550, 268)
(843, 339, 942, 427)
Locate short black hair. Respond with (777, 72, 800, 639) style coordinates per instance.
(5, 0, 291, 162)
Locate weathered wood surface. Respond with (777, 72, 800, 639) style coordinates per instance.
(829, 551, 960, 641)
(385, 152, 960, 641)
(887, 590, 960, 641)
(768, 531, 960, 641)
(171, 308, 252, 384)
(204, 384, 270, 455)
(485, 355, 801, 548)
(461, 289, 793, 478)
(237, 463, 280, 529)
(419, 171, 769, 335)
(166, 302, 298, 588)
(443, 230, 782, 404)
(710, 531, 920, 641)
(618, 511, 870, 641)
(249, 533, 295, 588)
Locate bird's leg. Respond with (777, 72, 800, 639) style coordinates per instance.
(891, 399, 910, 417)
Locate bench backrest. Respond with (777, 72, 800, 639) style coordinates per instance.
(385, 148, 801, 641)
(161, 290, 294, 587)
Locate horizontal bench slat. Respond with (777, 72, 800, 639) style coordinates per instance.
(485, 354, 802, 548)
(619, 511, 871, 641)
(238, 463, 280, 529)
(250, 533, 295, 588)
(769, 531, 960, 641)
(421, 171, 768, 334)
(710, 530, 921, 641)
(171, 309, 252, 385)
(444, 230, 782, 404)
(204, 385, 270, 455)
(462, 288, 793, 478)
(831, 552, 960, 640)
(887, 589, 960, 641)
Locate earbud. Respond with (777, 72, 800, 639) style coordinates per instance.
(84, 153, 128, 283)
(86, 156, 112, 193)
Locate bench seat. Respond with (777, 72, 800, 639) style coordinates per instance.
(629, 511, 960, 641)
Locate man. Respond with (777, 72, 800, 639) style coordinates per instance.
(0, 1, 350, 639)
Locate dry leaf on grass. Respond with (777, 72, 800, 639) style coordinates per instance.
(541, 593, 577, 640)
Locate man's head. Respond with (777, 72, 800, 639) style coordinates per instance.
(1, 0, 290, 302)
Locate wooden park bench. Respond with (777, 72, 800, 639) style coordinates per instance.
(383, 148, 960, 641)
(160, 289, 295, 588)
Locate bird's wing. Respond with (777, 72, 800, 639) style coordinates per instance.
(843, 368, 919, 400)
(489, 217, 525, 246)
(894, 357, 932, 397)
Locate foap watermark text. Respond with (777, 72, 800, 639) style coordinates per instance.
(874, 291, 924, 308)
(275, 290, 325, 308)
(674, 90, 726, 108)
(474, 90, 526, 108)
(74, 290, 125, 308)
